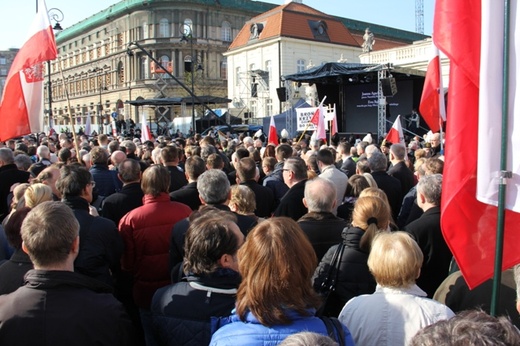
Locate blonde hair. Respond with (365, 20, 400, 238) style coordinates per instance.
(368, 231, 423, 288)
(351, 196, 391, 252)
(230, 185, 256, 214)
(24, 183, 53, 209)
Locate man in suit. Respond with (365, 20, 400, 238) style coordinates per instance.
(161, 146, 188, 193)
(273, 157, 308, 221)
(101, 159, 144, 226)
(387, 143, 415, 198)
(235, 157, 274, 218)
(170, 156, 206, 211)
(317, 149, 348, 215)
(368, 151, 402, 221)
(404, 174, 452, 298)
(336, 142, 356, 177)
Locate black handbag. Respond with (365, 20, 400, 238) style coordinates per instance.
(317, 242, 345, 315)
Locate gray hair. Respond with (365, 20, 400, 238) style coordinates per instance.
(280, 332, 338, 346)
(368, 151, 388, 172)
(284, 157, 308, 181)
(417, 173, 442, 205)
(14, 154, 32, 171)
(36, 145, 50, 159)
(304, 178, 336, 213)
(390, 143, 406, 160)
(197, 169, 230, 205)
(0, 148, 14, 164)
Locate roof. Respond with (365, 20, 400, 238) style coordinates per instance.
(229, 2, 359, 50)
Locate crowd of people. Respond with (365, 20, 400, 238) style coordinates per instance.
(0, 129, 519, 345)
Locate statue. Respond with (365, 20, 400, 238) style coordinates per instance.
(362, 28, 375, 53)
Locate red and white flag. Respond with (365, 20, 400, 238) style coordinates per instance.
(437, 0, 520, 288)
(324, 104, 338, 136)
(310, 96, 327, 140)
(141, 114, 152, 143)
(419, 43, 446, 133)
(267, 115, 278, 145)
(0, 0, 57, 141)
(385, 115, 405, 146)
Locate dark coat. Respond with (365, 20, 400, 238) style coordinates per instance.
(63, 196, 123, 288)
(101, 182, 144, 226)
(0, 249, 32, 295)
(313, 227, 376, 317)
(370, 171, 403, 221)
(240, 180, 275, 218)
(262, 171, 289, 210)
(151, 270, 239, 346)
(28, 158, 52, 178)
(166, 165, 188, 193)
(0, 164, 30, 222)
(0, 270, 136, 346)
(169, 182, 201, 211)
(404, 206, 452, 298)
(387, 161, 415, 198)
(273, 179, 308, 221)
(297, 212, 346, 261)
(337, 157, 357, 177)
(90, 164, 121, 197)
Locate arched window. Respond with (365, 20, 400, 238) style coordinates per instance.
(117, 61, 124, 85)
(160, 55, 171, 78)
(220, 57, 227, 80)
(159, 18, 170, 38)
(182, 18, 193, 37)
(221, 21, 231, 42)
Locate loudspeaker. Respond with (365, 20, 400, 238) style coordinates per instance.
(381, 77, 398, 96)
(251, 83, 258, 98)
(276, 87, 287, 102)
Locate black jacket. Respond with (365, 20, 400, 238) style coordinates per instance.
(313, 227, 376, 317)
(0, 164, 30, 222)
(387, 161, 415, 198)
(240, 180, 275, 218)
(64, 196, 123, 287)
(169, 182, 201, 211)
(0, 270, 136, 346)
(0, 249, 32, 295)
(151, 269, 239, 346)
(101, 182, 144, 226)
(370, 171, 403, 221)
(298, 212, 346, 261)
(166, 165, 188, 193)
(273, 179, 308, 221)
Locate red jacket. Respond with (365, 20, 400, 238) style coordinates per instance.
(119, 193, 191, 308)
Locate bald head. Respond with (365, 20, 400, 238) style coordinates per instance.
(110, 150, 127, 168)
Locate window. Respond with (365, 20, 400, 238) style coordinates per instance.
(236, 66, 241, 86)
(0, 69, 7, 76)
(118, 61, 124, 85)
(160, 55, 171, 79)
(220, 58, 227, 80)
(296, 59, 305, 73)
(266, 98, 273, 116)
(221, 21, 231, 42)
(250, 100, 257, 117)
(182, 18, 193, 38)
(0, 58, 6, 65)
(159, 18, 170, 38)
(142, 21, 148, 39)
(265, 60, 272, 82)
(141, 56, 148, 80)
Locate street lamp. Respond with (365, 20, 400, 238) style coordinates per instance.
(46, 8, 64, 130)
(94, 67, 108, 134)
(180, 23, 203, 134)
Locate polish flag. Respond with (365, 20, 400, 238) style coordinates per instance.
(85, 112, 91, 136)
(267, 115, 278, 145)
(141, 114, 152, 142)
(385, 115, 404, 146)
(419, 44, 446, 133)
(437, 0, 520, 288)
(325, 104, 338, 136)
(0, 0, 57, 141)
(310, 96, 327, 140)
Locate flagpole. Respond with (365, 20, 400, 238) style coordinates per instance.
(490, 0, 512, 316)
(298, 96, 327, 144)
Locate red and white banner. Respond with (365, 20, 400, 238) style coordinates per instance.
(419, 43, 446, 133)
(141, 114, 152, 142)
(437, 0, 520, 288)
(310, 96, 327, 140)
(268, 115, 278, 145)
(385, 115, 404, 146)
(0, 0, 57, 141)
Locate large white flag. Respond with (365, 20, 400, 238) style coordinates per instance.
(477, 0, 520, 212)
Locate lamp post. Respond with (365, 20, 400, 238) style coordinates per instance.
(46, 8, 64, 130)
(180, 24, 204, 135)
(94, 67, 107, 134)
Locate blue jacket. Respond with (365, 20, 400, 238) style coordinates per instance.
(210, 308, 354, 346)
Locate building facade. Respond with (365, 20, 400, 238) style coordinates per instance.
(0, 49, 19, 100)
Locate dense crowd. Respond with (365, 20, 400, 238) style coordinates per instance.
(0, 129, 519, 345)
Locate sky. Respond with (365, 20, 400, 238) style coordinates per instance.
(0, 0, 434, 50)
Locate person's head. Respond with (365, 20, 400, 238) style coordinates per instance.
(36, 145, 50, 160)
(368, 151, 388, 172)
(4, 207, 31, 249)
(160, 145, 180, 165)
(110, 150, 127, 168)
(345, 174, 370, 198)
(121, 140, 137, 155)
(356, 140, 368, 154)
(417, 173, 442, 208)
(368, 231, 423, 288)
(316, 149, 335, 170)
(35, 166, 61, 199)
(56, 164, 94, 202)
(365, 144, 379, 158)
(236, 157, 257, 182)
(0, 148, 14, 167)
(58, 147, 72, 163)
(280, 332, 339, 346)
(183, 211, 243, 275)
(283, 157, 308, 187)
(229, 184, 256, 215)
(410, 309, 520, 346)
(89, 146, 110, 165)
(197, 169, 231, 205)
(275, 143, 292, 162)
(262, 157, 276, 175)
(21, 201, 80, 269)
(185, 155, 206, 181)
(205, 153, 224, 170)
(356, 158, 370, 174)
(118, 159, 141, 184)
(263, 144, 276, 159)
(24, 183, 53, 209)
(303, 178, 336, 213)
(141, 164, 170, 196)
(235, 217, 321, 326)
(337, 142, 351, 157)
(98, 134, 108, 146)
(430, 132, 441, 148)
(352, 195, 391, 252)
(389, 143, 406, 162)
(423, 157, 444, 175)
(107, 140, 120, 154)
(14, 154, 32, 171)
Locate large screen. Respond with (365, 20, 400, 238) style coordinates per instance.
(344, 80, 413, 134)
